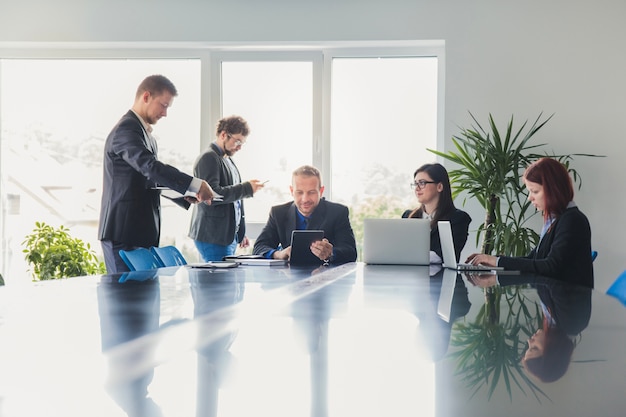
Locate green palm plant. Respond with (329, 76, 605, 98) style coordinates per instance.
(428, 112, 599, 256)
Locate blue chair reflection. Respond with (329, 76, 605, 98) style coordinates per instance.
(118, 270, 159, 283)
(607, 270, 626, 306)
(119, 248, 163, 271)
(151, 245, 188, 266)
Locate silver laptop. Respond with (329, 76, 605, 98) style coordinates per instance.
(438, 220, 503, 271)
(362, 218, 430, 265)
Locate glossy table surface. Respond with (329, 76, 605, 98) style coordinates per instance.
(0, 262, 625, 417)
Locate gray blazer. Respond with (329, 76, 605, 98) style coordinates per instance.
(188, 142, 254, 246)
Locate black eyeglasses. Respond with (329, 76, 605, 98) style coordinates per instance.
(410, 180, 436, 190)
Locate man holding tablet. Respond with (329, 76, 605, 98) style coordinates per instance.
(253, 165, 357, 265)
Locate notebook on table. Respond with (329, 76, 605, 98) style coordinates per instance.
(223, 254, 287, 266)
(437, 220, 503, 271)
(362, 218, 430, 265)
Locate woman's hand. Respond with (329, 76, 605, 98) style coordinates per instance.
(465, 253, 498, 267)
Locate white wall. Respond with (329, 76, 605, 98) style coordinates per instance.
(1, 0, 625, 290)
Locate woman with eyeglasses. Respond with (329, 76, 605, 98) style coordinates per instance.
(402, 163, 471, 264)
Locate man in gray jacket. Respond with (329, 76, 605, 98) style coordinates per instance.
(188, 115, 265, 261)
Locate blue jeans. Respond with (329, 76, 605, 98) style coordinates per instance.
(194, 238, 237, 262)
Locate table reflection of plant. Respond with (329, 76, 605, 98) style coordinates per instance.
(449, 285, 549, 402)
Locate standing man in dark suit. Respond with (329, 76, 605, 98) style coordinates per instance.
(253, 165, 357, 265)
(188, 115, 266, 261)
(98, 74, 214, 273)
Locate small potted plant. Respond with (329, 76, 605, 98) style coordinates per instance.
(22, 221, 106, 280)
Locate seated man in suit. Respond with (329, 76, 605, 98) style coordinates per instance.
(253, 165, 357, 265)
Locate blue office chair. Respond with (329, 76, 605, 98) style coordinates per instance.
(592, 250, 598, 262)
(150, 245, 188, 266)
(119, 248, 164, 271)
(606, 270, 626, 306)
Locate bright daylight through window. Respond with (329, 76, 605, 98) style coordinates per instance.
(0, 46, 441, 279)
(0, 59, 200, 279)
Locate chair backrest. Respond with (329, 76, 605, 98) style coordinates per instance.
(119, 248, 164, 271)
(151, 245, 188, 266)
(591, 250, 598, 262)
(606, 270, 626, 306)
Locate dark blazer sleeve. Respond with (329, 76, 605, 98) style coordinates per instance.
(253, 203, 293, 257)
(194, 146, 253, 203)
(188, 146, 253, 245)
(314, 201, 357, 264)
(498, 207, 594, 286)
(98, 111, 194, 247)
(111, 114, 193, 194)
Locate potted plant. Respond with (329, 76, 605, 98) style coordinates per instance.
(428, 112, 601, 256)
(22, 221, 106, 280)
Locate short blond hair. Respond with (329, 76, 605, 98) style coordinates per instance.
(292, 165, 322, 185)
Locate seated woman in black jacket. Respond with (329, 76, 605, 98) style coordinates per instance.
(402, 163, 471, 263)
(465, 157, 594, 287)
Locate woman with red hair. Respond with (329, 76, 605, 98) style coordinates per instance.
(465, 158, 594, 287)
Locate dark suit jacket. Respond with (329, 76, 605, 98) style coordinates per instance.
(402, 208, 471, 262)
(498, 207, 594, 286)
(188, 142, 253, 246)
(98, 110, 193, 248)
(253, 198, 357, 265)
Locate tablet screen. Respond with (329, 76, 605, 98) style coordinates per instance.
(290, 230, 324, 266)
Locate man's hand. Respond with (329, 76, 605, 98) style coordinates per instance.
(310, 238, 333, 262)
(196, 180, 214, 204)
(273, 246, 291, 260)
(248, 179, 266, 194)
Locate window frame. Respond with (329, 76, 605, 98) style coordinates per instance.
(0, 41, 446, 277)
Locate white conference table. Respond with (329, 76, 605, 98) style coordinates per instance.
(0, 262, 624, 417)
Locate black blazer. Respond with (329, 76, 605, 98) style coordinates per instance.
(498, 207, 594, 286)
(253, 198, 357, 265)
(98, 111, 193, 248)
(188, 142, 253, 246)
(402, 208, 471, 262)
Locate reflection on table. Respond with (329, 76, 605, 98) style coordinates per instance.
(0, 262, 624, 417)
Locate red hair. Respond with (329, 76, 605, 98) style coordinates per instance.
(523, 158, 574, 221)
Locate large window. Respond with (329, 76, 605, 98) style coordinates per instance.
(330, 55, 439, 255)
(0, 59, 201, 279)
(216, 53, 321, 224)
(0, 43, 444, 280)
